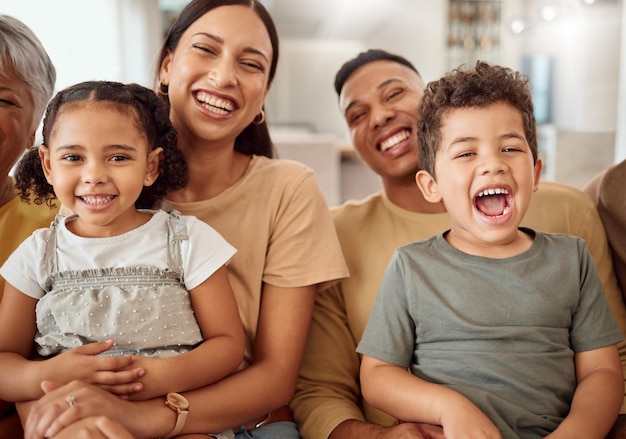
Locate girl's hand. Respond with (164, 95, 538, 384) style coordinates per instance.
(49, 340, 145, 396)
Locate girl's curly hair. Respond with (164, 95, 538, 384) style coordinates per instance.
(15, 81, 188, 209)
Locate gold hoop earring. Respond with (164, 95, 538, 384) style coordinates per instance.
(252, 109, 265, 125)
(158, 82, 169, 96)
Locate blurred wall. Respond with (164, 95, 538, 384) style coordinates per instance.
(2, 0, 163, 93)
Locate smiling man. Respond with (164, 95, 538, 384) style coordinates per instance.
(291, 49, 626, 439)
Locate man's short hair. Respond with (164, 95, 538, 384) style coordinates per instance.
(334, 49, 420, 96)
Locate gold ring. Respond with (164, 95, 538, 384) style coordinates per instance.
(65, 395, 76, 408)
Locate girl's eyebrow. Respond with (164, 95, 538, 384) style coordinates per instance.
(54, 144, 139, 152)
(105, 144, 139, 152)
(193, 32, 270, 63)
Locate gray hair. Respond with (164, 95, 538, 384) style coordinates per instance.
(0, 15, 56, 130)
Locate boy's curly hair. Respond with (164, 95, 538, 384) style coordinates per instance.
(15, 81, 188, 209)
(417, 61, 537, 177)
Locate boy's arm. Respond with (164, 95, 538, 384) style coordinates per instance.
(547, 345, 623, 439)
(360, 355, 501, 439)
(127, 265, 245, 400)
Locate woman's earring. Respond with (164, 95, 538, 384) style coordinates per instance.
(158, 82, 169, 96)
(252, 109, 265, 125)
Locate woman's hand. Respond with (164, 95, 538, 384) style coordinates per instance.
(24, 381, 141, 439)
(50, 416, 134, 439)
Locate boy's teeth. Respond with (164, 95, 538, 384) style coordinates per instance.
(477, 188, 509, 197)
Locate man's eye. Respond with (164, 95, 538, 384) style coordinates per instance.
(386, 89, 404, 101)
(349, 113, 365, 124)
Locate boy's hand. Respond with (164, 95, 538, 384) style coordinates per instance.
(47, 340, 145, 396)
(440, 401, 502, 439)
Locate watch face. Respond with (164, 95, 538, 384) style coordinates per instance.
(167, 392, 190, 410)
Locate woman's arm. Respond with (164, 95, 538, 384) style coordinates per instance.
(177, 282, 316, 433)
(360, 355, 501, 439)
(547, 345, 623, 439)
(124, 265, 245, 400)
(25, 283, 316, 438)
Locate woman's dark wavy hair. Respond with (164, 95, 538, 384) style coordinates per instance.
(418, 60, 538, 178)
(155, 0, 279, 158)
(15, 81, 189, 209)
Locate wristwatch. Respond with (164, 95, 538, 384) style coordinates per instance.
(162, 392, 190, 438)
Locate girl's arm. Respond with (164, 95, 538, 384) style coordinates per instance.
(360, 355, 501, 439)
(0, 283, 40, 400)
(0, 283, 144, 402)
(125, 265, 245, 399)
(26, 283, 317, 438)
(547, 345, 623, 439)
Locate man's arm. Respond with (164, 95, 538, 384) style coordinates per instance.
(575, 201, 626, 411)
(292, 284, 446, 439)
(292, 283, 369, 439)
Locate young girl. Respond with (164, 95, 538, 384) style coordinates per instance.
(0, 81, 245, 438)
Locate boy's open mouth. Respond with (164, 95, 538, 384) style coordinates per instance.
(474, 188, 511, 218)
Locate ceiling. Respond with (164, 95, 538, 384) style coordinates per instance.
(158, 0, 412, 40)
(157, 0, 620, 40)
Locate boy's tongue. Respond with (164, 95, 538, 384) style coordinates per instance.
(476, 194, 507, 217)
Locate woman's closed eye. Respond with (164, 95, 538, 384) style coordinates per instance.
(240, 60, 265, 73)
(193, 43, 218, 56)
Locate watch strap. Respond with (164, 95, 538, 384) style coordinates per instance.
(162, 392, 189, 438)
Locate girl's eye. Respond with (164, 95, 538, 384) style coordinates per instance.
(62, 154, 81, 162)
(110, 155, 128, 162)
